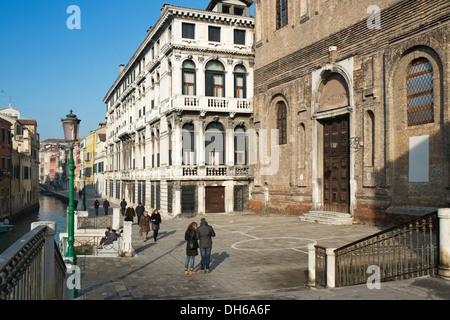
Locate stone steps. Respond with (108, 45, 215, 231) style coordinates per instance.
(299, 210, 355, 225)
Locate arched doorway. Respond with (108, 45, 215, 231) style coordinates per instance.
(313, 72, 352, 214)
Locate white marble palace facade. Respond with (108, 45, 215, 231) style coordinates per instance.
(103, 1, 254, 218)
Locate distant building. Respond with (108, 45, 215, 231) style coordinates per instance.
(0, 117, 12, 219)
(39, 139, 66, 189)
(93, 123, 107, 197)
(0, 103, 21, 119)
(0, 105, 40, 216)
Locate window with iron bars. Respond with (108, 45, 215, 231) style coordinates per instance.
(407, 58, 434, 126)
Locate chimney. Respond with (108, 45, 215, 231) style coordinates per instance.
(120, 64, 125, 73)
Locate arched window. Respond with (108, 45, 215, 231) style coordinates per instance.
(276, 101, 287, 145)
(182, 123, 195, 165)
(205, 122, 225, 165)
(407, 58, 434, 126)
(234, 65, 247, 99)
(205, 60, 225, 97)
(182, 60, 196, 96)
(234, 125, 247, 165)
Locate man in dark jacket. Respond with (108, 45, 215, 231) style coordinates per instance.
(94, 199, 100, 216)
(103, 199, 110, 215)
(196, 218, 216, 273)
(135, 202, 145, 225)
(120, 199, 127, 216)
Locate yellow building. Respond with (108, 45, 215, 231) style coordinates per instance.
(81, 130, 96, 185)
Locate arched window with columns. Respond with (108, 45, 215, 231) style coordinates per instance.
(234, 125, 247, 165)
(182, 123, 195, 165)
(205, 122, 225, 165)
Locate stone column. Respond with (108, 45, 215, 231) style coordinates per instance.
(438, 208, 450, 278)
(174, 181, 181, 216)
(326, 248, 336, 288)
(31, 221, 56, 300)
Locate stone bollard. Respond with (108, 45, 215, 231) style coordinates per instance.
(438, 208, 450, 278)
(307, 243, 316, 286)
(31, 221, 56, 300)
(326, 248, 336, 289)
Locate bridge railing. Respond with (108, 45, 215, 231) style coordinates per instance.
(0, 222, 68, 300)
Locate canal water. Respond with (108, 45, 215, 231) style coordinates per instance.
(0, 195, 68, 255)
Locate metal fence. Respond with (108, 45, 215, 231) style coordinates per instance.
(77, 213, 112, 229)
(334, 211, 439, 287)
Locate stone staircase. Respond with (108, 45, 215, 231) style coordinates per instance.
(299, 210, 355, 225)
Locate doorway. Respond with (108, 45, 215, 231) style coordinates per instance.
(322, 114, 350, 213)
(205, 186, 225, 213)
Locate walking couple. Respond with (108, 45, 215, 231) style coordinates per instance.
(184, 218, 215, 275)
(139, 209, 162, 242)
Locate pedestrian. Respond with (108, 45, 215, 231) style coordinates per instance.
(150, 209, 162, 242)
(184, 222, 199, 275)
(103, 198, 110, 215)
(135, 202, 145, 225)
(98, 227, 111, 247)
(139, 211, 151, 242)
(125, 206, 135, 222)
(78, 189, 82, 199)
(120, 199, 127, 216)
(94, 199, 100, 216)
(196, 218, 216, 274)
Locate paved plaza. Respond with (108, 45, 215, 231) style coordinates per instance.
(75, 211, 450, 301)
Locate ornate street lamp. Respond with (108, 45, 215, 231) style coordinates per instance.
(61, 110, 81, 298)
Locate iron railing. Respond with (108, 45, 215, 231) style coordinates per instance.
(0, 225, 67, 300)
(334, 211, 439, 287)
(77, 213, 112, 229)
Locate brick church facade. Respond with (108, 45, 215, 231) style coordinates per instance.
(250, 0, 449, 224)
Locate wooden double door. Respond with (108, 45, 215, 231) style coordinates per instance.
(322, 115, 350, 213)
(205, 186, 225, 213)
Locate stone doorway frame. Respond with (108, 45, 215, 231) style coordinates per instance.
(310, 58, 356, 216)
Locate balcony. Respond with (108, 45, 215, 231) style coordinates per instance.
(134, 116, 146, 131)
(117, 124, 133, 141)
(170, 95, 252, 114)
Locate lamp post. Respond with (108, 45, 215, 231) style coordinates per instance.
(61, 110, 81, 298)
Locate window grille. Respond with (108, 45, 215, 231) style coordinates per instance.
(407, 58, 434, 126)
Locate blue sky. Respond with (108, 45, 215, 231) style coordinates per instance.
(0, 0, 253, 141)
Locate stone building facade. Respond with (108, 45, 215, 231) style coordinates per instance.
(251, 0, 449, 224)
(103, 1, 255, 218)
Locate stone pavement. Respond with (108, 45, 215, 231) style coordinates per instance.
(51, 187, 450, 303)
(74, 211, 450, 301)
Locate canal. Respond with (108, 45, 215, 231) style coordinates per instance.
(0, 195, 68, 254)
